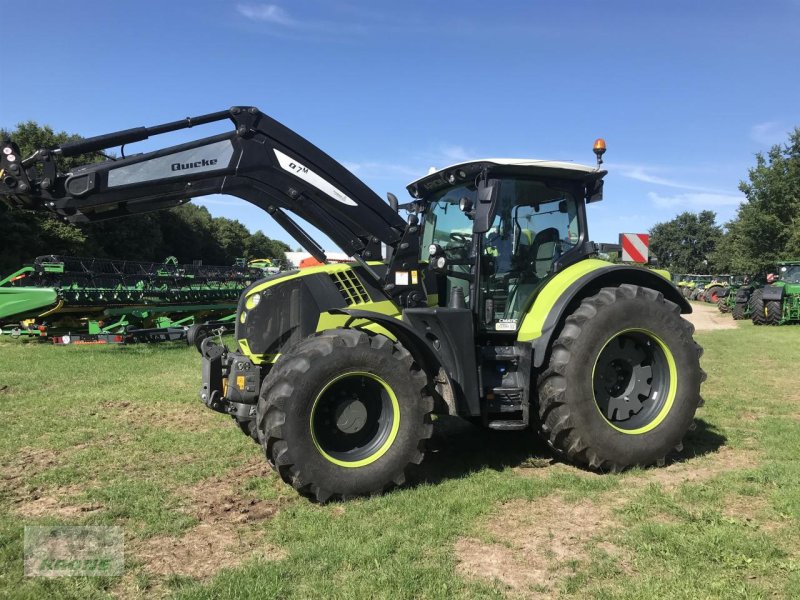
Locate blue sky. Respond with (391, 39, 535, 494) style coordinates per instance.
(2, 0, 798, 251)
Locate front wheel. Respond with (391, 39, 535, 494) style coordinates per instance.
(536, 285, 705, 471)
(256, 329, 433, 502)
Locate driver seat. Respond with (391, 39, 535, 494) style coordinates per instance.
(531, 227, 561, 279)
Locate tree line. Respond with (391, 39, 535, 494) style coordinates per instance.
(0, 122, 289, 274)
(649, 128, 800, 275)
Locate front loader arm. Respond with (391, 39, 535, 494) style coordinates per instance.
(0, 107, 406, 262)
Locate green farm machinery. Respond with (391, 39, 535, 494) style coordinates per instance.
(750, 261, 800, 326)
(0, 255, 265, 344)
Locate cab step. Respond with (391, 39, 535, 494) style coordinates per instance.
(487, 420, 528, 431)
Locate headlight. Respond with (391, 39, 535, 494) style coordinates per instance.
(239, 311, 247, 324)
(251, 293, 261, 307)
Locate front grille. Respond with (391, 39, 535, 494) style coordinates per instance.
(330, 270, 370, 305)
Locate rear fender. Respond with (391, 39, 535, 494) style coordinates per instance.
(761, 285, 784, 302)
(517, 260, 690, 368)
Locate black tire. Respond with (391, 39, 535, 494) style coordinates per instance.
(765, 299, 783, 326)
(256, 329, 433, 502)
(186, 324, 211, 353)
(234, 415, 261, 443)
(732, 302, 746, 320)
(750, 289, 766, 325)
(536, 285, 705, 471)
(717, 298, 730, 313)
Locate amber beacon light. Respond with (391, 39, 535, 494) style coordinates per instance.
(593, 138, 607, 166)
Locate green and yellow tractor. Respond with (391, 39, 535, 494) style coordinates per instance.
(0, 107, 706, 501)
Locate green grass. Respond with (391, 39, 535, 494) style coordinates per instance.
(1, 322, 799, 599)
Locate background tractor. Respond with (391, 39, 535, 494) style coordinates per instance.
(0, 107, 706, 501)
(751, 262, 800, 326)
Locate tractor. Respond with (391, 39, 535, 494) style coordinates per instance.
(0, 107, 706, 501)
(750, 262, 800, 326)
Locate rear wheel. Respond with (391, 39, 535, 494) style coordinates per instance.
(706, 286, 723, 304)
(256, 329, 433, 502)
(536, 285, 705, 471)
(750, 289, 766, 325)
(765, 299, 783, 326)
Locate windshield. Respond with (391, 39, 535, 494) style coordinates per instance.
(420, 183, 477, 306)
(779, 265, 800, 283)
(420, 183, 476, 262)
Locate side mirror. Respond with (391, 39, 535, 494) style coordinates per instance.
(459, 196, 474, 216)
(587, 179, 604, 203)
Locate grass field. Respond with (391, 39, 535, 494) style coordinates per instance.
(1, 320, 799, 599)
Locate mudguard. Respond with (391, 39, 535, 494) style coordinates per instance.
(761, 285, 784, 302)
(517, 259, 690, 368)
(328, 307, 480, 416)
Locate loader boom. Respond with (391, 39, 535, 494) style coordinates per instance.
(0, 107, 424, 305)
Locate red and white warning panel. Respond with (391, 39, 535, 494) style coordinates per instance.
(619, 233, 649, 263)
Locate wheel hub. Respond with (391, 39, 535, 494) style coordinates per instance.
(311, 372, 396, 464)
(333, 395, 368, 433)
(593, 332, 664, 428)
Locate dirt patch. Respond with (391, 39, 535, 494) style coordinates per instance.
(11, 484, 104, 519)
(133, 458, 285, 580)
(98, 401, 218, 432)
(456, 495, 623, 597)
(464, 446, 761, 595)
(1, 447, 61, 485)
(182, 459, 280, 525)
(684, 302, 738, 332)
(642, 446, 759, 489)
(137, 523, 285, 579)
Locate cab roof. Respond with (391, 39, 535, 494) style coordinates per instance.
(406, 158, 604, 197)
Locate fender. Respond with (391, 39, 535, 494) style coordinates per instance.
(761, 285, 784, 302)
(517, 259, 690, 368)
(328, 307, 479, 416)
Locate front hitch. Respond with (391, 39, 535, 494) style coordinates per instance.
(199, 337, 228, 413)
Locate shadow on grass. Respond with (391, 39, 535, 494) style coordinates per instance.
(415, 416, 727, 486)
(673, 418, 727, 464)
(415, 416, 550, 486)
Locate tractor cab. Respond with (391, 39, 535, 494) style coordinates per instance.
(409, 159, 605, 335)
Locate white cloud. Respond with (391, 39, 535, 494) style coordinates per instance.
(236, 4, 294, 26)
(438, 145, 471, 163)
(750, 121, 790, 147)
(647, 191, 743, 209)
(611, 163, 731, 195)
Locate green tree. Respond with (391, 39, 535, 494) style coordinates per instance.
(715, 128, 800, 273)
(648, 210, 722, 273)
(246, 231, 290, 261)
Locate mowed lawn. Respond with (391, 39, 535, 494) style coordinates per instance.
(1, 321, 799, 599)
